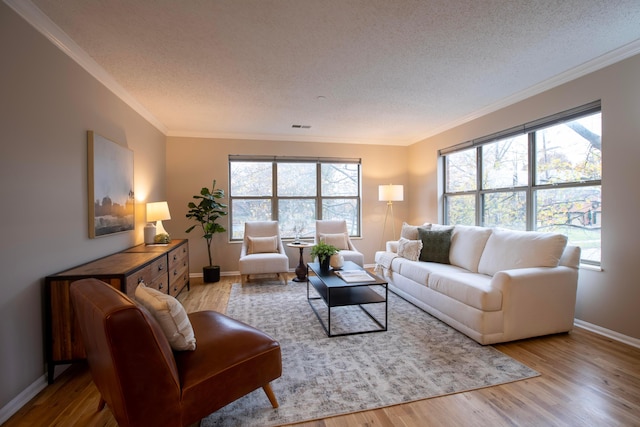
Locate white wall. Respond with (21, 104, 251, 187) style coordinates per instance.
(408, 53, 640, 341)
(0, 3, 166, 413)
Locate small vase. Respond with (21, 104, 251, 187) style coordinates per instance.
(330, 253, 344, 270)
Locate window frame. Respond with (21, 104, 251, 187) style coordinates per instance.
(441, 101, 602, 265)
(228, 155, 362, 241)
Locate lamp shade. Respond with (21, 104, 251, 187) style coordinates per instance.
(146, 201, 171, 222)
(378, 184, 404, 202)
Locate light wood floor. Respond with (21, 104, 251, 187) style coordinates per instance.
(6, 275, 640, 426)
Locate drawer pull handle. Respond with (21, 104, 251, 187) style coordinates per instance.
(158, 265, 164, 271)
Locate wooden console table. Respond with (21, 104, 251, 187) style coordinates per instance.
(44, 239, 189, 383)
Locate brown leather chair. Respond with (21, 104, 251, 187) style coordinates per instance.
(70, 278, 282, 427)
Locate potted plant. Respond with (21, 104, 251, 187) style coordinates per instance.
(310, 241, 338, 272)
(185, 180, 228, 283)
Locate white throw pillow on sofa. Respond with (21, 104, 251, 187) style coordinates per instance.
(397, 237, 423, 261)
(401, 222, 431, 240)
(449, 225, 492, 273)
(477, 229, 568, 276)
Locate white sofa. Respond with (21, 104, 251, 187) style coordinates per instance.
(374, 224, 580, 345)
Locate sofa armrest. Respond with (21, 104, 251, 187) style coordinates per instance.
(491, 266, 579, 340)
(386, 241, 399, 253)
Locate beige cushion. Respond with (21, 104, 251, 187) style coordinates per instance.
(477, 229, 568, 276)
(320, 232, 349, 250)
(397, 237, 423, 261)
(401, 222, 431, 240)
(449, 225, 493, 273)
(248, 235, 278, 254)
(134, 283, 196, 351)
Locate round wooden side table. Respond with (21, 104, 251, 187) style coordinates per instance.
(287, 242, 314, 282)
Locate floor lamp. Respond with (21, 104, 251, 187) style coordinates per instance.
(379, 184, 404, 250)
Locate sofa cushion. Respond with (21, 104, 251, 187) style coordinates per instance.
(428, 271, 501, 311)
(397, 238, 423, 261)
(396, 259, 431, 285)
(401, 222, 431, 240)
(396, 259, 466, 286)
(135, 283, 196, 351)
(418, 227, 453, 264)
(449, 225, 493, 273)
(477, 229, 568, 276)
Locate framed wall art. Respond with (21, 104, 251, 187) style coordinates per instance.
(88, 131, 135, 238)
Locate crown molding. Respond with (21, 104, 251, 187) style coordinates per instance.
(4, 0, 168, 135)
(166, 129, 405, 146)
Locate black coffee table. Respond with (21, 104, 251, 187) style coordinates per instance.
(306, 261, 388, 337)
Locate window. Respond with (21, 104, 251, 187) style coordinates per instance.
(442, 102, 602, 264)
(229, 156, 361, 240)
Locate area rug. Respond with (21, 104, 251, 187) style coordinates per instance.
(202, 281, 538, 426)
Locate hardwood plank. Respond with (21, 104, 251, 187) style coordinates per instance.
(5, 274, 640, 426)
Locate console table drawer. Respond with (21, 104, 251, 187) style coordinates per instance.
(125, 264, 153, 295)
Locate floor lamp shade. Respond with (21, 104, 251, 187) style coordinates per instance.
(378, 184, 404, 202)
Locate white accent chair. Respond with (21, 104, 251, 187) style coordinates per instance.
(315, 220, 365, 267)
(239, 221, 289, 285)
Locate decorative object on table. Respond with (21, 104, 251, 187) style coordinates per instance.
(329, 252, 344, 270)
(185, 180, 228, 283)
(292, 222, 304, 243)
(87, 131, 135, 238)
(378, 183, 404, 248)
(145, 201, 172, 244)
(310, 241, 338, 272)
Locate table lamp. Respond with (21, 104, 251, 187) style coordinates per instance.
(145, 201, 171, 244)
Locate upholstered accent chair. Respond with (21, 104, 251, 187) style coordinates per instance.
(315, 220, 365, 267)
(70, 278, 282, 427)
(238, 221, 289, 285)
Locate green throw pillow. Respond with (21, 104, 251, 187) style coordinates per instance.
(418, 227, 453, 264)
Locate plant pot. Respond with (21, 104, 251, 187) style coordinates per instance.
(203, 265, 220, 283)
(320, 257, 331, 273)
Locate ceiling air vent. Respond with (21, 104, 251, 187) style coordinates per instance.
(291, 124, 311, 129)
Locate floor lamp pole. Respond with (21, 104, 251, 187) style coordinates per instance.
(380, 200, 396, 251)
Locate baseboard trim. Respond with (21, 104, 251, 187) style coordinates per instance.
(0, 374, 47, 425)
(574, 319, 640, 349)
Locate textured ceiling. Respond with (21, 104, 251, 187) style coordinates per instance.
(19, 0, 640, 145)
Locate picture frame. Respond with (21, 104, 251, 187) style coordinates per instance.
(87, 131, 135, 238)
